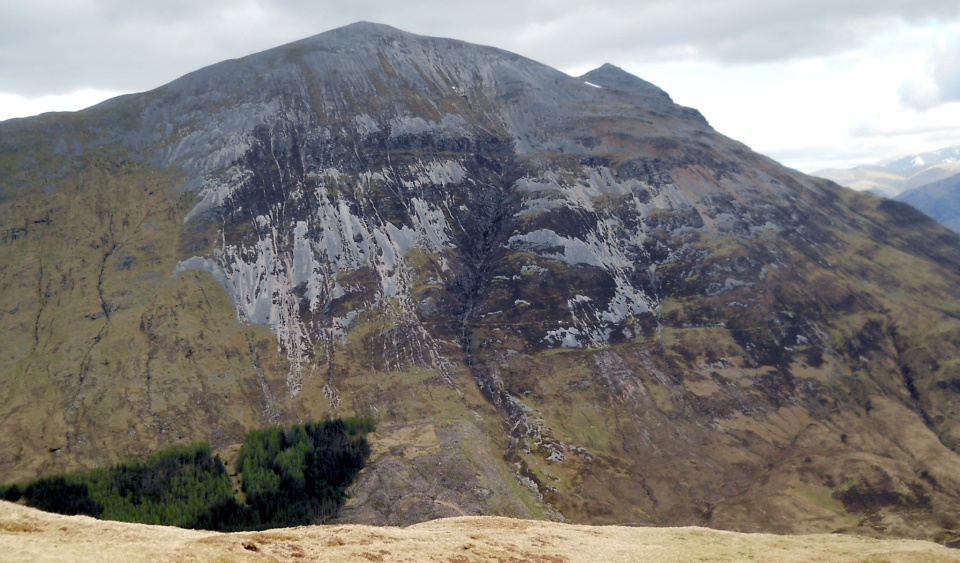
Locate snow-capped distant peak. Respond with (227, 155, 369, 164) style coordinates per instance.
(912, 156, 926, 167)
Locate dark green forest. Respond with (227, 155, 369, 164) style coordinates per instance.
(0, 417, 374, 531)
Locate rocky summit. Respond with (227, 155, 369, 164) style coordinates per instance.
(3, 22, 960, 543)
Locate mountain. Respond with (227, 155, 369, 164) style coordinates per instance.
(3, 22, 960, 542)
(814, 146, 960, 197)
(896, 172, 960, 233)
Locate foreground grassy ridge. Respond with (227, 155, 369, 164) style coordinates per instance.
(1, 502, 958, 562)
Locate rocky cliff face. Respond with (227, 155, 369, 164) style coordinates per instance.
(3, 22, 960, 542)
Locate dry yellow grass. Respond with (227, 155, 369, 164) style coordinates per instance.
(1, 501, 958, 562)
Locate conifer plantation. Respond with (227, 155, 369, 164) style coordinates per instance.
(0, 417, 374, 531)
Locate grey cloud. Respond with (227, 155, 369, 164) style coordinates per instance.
(926, 40, 960, 104)
(899, 35, 960, 110)
(767, 144, 896, 172)
(509, 0, 955, 69)
(2, 0, 959, 97)
(0, 0, 253, 94)
(850, 120, 960, 138)
(899, 77, 942, 111)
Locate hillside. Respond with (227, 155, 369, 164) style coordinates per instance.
(896, 173, 960, 233)
(1, 501, 957, 562)
(2, 22, 960, 542)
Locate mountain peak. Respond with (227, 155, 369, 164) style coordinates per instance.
(581, 63, 672, 101)
(337, 21, 403, 33)
(264, 21, 416, 55)
(309, 21, 411, 41)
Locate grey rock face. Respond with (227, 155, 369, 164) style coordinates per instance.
(144, 23, 819, 399)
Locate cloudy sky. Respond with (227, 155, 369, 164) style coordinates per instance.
(2, 1, 960, 172)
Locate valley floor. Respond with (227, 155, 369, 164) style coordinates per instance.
(1, 501, 958, 562)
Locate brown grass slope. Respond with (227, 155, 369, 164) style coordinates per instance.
(1, 500, 958, 563)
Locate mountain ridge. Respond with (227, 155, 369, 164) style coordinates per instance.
(2, 500, 958, 562)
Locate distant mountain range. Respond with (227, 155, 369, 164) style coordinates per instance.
(815, 146, 960, 233)
(815, 146, 960, 198)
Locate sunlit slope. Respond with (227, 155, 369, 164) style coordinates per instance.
(2, 501, 959, 563)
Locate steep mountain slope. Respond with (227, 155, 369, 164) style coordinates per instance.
(896, 172, 960, 233)
(3, 22, 960, 542)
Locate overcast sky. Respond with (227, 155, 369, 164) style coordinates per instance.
(2, 1, 960, 172)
